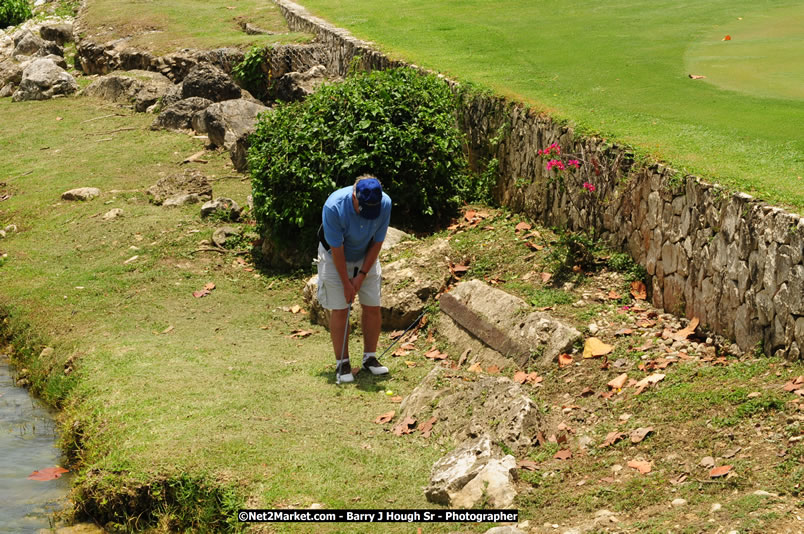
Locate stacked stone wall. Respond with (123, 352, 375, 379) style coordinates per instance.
(277, 0, 804, 357)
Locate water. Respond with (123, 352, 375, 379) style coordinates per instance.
(0, 354, 71, 533)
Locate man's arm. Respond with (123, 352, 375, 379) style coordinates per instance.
(353, 240, 383, 292)
(330, 245, 356, 304)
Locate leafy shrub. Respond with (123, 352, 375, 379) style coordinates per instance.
(0, 0, 32, 28)
(248, 67, 469, 260)
(232, 46, 269, 100)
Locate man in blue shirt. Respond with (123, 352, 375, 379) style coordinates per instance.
(317, 175, 392, 383)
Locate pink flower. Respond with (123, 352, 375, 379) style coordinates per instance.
(583, 182, 596, 192)
(547, 159, 564, 171)
(568, 159, 580, 168)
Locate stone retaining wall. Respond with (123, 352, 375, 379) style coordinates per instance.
(276, 0, 804, 358)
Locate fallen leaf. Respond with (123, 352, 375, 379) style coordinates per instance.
(182, 150, 208, 164)
(558, 353, 573, 367)
(515, 222, 532, 233)
(404, 360, 417, 368)
(193, 289, 210, 298)
(518, 459, 539, 471)
(579, 386, 594, 397)
(540, 272, 552, 283)
(204, 282, 216, 291)
(419, 416, 437, 438)
(670, 473, 688, 485)
(709, 465, 732, 478)
(688, 74, 707, 80)
(390, 396, 403, 403)
(583, 337, 614, 359)
(390, 330, 405, 339)
(722, 35, 731, 41)
(673, 317, 699, 341)
(634, 373, 665, 395)
(636, 319, 656, 328)
(424, 348, 448, 360)
(615, 328, 633, 336)
(630, 427, 654, 444)
(464, 209, 477, 221)
(627, 460, 652, 474)
(525, 241, 544, 251)
(374, 411, 395, 424)
(608, 373, 628, 390)
(554, 449, 572, 460)
(392, 416, 417, 436)
(451, 263, 469, 276)
(747, 391, 762, 399)
(487, 365, 500, 374)
(630, 281, 647, 300)
(290, 305, 301, 314)
(783, 376, 804, 392)
(161, 325, 174, 334)
(288, 329, 313, 339)
(600, 431, 627, 448)
(457, 348, 470, 367)
(467, 362, 483, 373)
(607, 290, 621, 300)
(28, 466, 69, 481)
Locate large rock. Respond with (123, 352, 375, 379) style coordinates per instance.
(12, 58, 77, 101)
(0, 58, 25, 86)
(192, 98, 268, 149)
(400, 366, 543, 453)
(425, 435, 518, 509)
(62, 187, 100, 201)
(180, 63, 241, 102)
(146, 169, 212, 205)
(201, 198, 241, 221)
(230, 129, 252, 173)
(151, 97, 212, 131)
(273, 65, 330, 102)
(12, 30, 62, 58)
(82, 70, 174, 112)
(39, 23, 74, 46)
(439, 279, 581, 368)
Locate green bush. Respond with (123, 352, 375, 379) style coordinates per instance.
(232, 46, 269, 101)
(0, 0, 32, 28)
(248, 67, 469, 261)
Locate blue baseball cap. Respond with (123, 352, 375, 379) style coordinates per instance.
(354, 178, 383, 220)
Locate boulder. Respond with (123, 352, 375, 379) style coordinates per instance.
(425, 435, 518, 509)
(12, 30, 61, 58)
(39, 23, 74, 46)
(192, 98, 269, 149)
(0, 83, 14, 97)
(180, 63, 241, 102)
(102, 208, 123, 220)
(0, 58, 25, 86)
(229, 129, 252, 173)
(201, 197, 241, 221)
(439, 279, 581, 368)
(146, 169, 212, 205)
(82, 70, 174, 112)
(62, 187, 100, 201)
(12, 58, 77, 101)
(400, 366, 543, 453)
(151, 97, 213, 131)
(162, 194, 203, 207)
(273, 65, 329, 102)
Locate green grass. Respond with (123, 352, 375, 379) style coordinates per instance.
(79, 0, 312, 53)
(296, 0, 804, 213)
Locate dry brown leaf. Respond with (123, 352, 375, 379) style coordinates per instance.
(487, 365, 501, 374)
(673, 317, 700, 341)
(583, 337, 614, 359)
(457, 348, 471, 368)
(424, 348, 448, 360)
(558, 353, 574, 367)
(390, 330, 405, 339)
(525, 242, 544, 251)
(515, 222, 532, 233)
(288, 329, 313, 339)
(390, 396, 403, 403)
(784, 376, 804, 392)
(599, 431, 627, 448)
(161, 325, 174, 334)
(627, 460, 652, 474)
(514, 371, 528, 384)
(636, 319, 656, 328)
(404, 360, 417, 368)
(630, 281, 647, 300)
(608, 373, 628, 390)
(392, 416, 417, 436)
(464, 209, 477, 221)
(419, 416, 437, 438)
(607, 290, 622, 300)
(554, 449, 572, 460)
(373, 411, 395, 424)
(579, 386, 594, 397)
(630, 427, 654, 443)
(615, 328, 633, 337)
(709, 465, 732, 478)
(518, 459, 539, 471)
(467, 362, 483, 373)
(540, 272, 552, 283)
(634, 373, 665, 395)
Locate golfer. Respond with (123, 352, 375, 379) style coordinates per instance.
(317, 175, 392, 383)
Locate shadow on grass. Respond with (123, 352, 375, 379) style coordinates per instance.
(314, 367, 392, 392)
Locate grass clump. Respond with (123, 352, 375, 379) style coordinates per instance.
(249, 67, 470, 265)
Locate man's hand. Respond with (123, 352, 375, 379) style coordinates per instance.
(351, 272, 365, 293)
(343, 280, 356, 304)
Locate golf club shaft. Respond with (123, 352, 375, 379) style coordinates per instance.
(336, 267, 359, 384)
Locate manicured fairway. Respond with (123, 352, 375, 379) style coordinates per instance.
(297, 0, 804, 212)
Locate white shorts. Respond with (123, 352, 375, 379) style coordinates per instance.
(316, 243, 382, 310)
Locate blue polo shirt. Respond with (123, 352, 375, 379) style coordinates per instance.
(322, 186, 392, 261)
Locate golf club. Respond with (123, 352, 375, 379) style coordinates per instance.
(377, 309, 427, 360)
(336, 266, 359, 385)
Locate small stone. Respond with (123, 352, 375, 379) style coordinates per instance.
(710, 503, 722, 513)
(308, 503, 324, 509)
(4, 224, 17, 233)
(612, 464, 623, 473)
(671, 498, 688, 507)
(700, 456, 715, 468)
(62, 187, 101, 201)
(706, 337, 714, 345)
(753, 490, 778, 497)
(594, 509, 614, 518)
(588, 323, 599, 335)
(102, 208, 123, 220)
